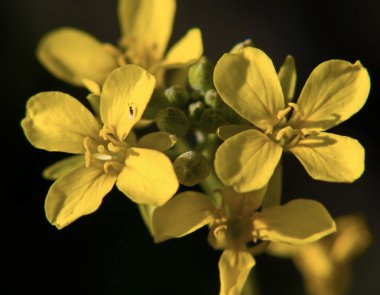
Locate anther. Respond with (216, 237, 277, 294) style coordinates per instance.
(277, 106, 292, 120)
(84, 137, 92, 168)
(260, 120, 273, 134)
(288, 102, 303, 116)
(103, 161, 122, 174)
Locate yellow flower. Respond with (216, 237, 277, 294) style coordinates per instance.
(21, 65, 179, 229)
(267, 214, 372, 295)
(152, 187, 336, 295)
(37, 0, 203, 88)
(213, 47, 370, 192)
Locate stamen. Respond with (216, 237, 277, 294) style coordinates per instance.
(275, 126, 293, 141)
(103, 161, 123, 174)
(97, 145, 106, 153)
(83, 137, 92, 168)
(260, 120, 273, 134)
(288, 102, 303, 116)
(108, 142, 121, 152)
(213, 224, 228, 238)
(277, 106, 292, 120)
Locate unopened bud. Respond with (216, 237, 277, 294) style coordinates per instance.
(200, 109, 228, 133)
(164, 85, 190, 108)
(188, 56, 214, 92)
(204, 89, 224, 109)
(155, 107, 190, 137)
(173, 151, 211, 186)
(188, 101, 206, 120)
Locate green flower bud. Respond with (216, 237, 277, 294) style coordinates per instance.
(173, 151, 211, 186)
(204, 89, 224, 109)
(188, 56, 214, 92)
(143, 89, 170, 120)
(155, 107, 190, 137)
(164, 85, 190, 108)
(200, 109, 228, 133)
(188, 101, 206, 120)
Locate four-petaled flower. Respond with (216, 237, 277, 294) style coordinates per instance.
(21, 64, 179, 229)
(152, 187, 336, 295)
(37, 0, 203, 88)
(214, 47, 370, 192)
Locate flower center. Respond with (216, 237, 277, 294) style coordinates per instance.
(264, 103, 306, 149)
(84, 126, 130, 174)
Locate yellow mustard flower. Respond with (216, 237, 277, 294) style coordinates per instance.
(152, 187, 336, 295)
(213, 47, 370, 192)
(37, 0, 203, 88)
(21, 65, 179, 229)
(267, 214, 372, 295)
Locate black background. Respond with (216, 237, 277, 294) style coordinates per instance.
(3, 0, 379, 294)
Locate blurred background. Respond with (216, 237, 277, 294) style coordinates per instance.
(3, 0, 379, 294)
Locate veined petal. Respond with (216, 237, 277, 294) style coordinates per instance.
(100, 65, 156, 141)
(45, 166, 117, 229)
(261, 163, 282, 209)
(214, 47, 285, 130)
(219, 250, 256, 295)
(215, 129, 282, 192)
(252, 199, 336, 244)
(43, 155, 84, 180)
(289, 132, 365, 182)
(37, 27, 118, 86)
(152, 191, 215, 242)
(21, 92, 101, 153)
(137, 131, 177, 152)
(278, 55, 297, 103)
(118, 0, 176, 65)
(289, 60, 370, 131)
(158, 28, 203, 69)
(116, 148, 179, 206)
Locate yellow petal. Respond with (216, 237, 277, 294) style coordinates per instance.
(158, 28, 203, 69)
(330, 214, 372, 262)
(42, 155, 84, 180)
(45, 166, 117, 229)
(289, 60, 370, 131)
(252, 199, 336, 244)
(219, 250, 256, 295)
(137, 131, 177, 151)
(100, 65, 156, 141)
(215, 129, 282, 192)
(118, 0, 176, 66)
(21, 92, 101, 153)
(138, 204, 157, 235)
(261, 163, 282, 208)
(289, 132, 365, 182)
(278, 55, 296, 103)
(214, 47, 285, 130)
(217, 125, 254, 141)
(222, 186, 267, 218)
(152, 191, 215, 242)
(37, 27, 118, 86)
(116, 148, 179, 206)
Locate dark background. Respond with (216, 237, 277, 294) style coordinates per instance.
(3, 0, 379, 294)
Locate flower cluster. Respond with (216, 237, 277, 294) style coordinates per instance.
(22, 1, 371, 294)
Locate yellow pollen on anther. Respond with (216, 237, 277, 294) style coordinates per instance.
(277, 106, 292, 120)
(275, 126, 293, 141)
(97, 145, 106, 153)
(260, 120, 273, 134)
(288, 102, 303, 116)
(104, 161, 122, 174)
(213, 224, 228, 237)
(108, 142, 121, 152)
